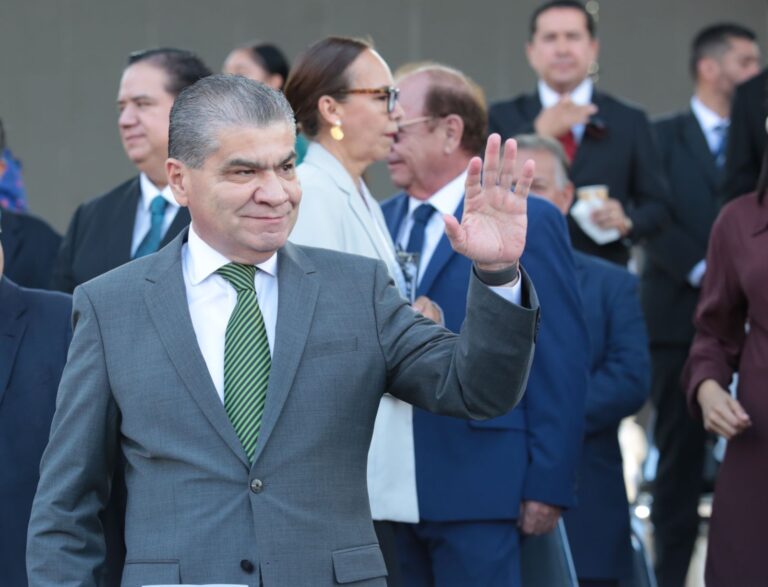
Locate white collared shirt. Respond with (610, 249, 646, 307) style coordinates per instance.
(182, 224, 278, 403)
(396, 171, 522, 303)
(538, 77, 594, 143)
(690, 95, 729, 155)
(396, 171, 467, 283)
(131, 173, 182, 257)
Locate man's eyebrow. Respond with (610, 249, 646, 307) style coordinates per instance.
(222, 151, 297, 171)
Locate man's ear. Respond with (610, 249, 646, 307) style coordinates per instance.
(442, 114, 465, 154)
(559, 181, 575, 214)
(166, 158, 189, 207)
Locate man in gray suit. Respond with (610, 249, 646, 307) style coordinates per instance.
(27, 75, 539, 587)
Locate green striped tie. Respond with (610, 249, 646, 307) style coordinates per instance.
(217, 262, 271, 461)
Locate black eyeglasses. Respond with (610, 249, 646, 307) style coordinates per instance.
(338, 86, 400, 113)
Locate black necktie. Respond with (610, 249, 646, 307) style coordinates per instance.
(406, 204, 436, 255)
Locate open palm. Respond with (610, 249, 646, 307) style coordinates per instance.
(444, 134, 534, 270)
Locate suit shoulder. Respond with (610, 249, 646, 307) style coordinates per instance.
(3, 209, 61, 241)
(19, 285, 72, 318)
(595, 91, 649, 120)
(74, 176, 140, 217)
(527, 195, 567, 230)
(380, 192, 407, 212)
(653, 110, 687, 131)
(576, 251, 636, 286)
(291, 243, 383, 273)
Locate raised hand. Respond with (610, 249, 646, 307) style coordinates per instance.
(444, 134, 534, 271)
(534, 96, 598, 138)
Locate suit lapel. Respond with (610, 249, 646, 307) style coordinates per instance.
(681, 110, 720, 189)
(160, 207, 191, 247)
(0, 213, 22, 268)
(108, 177, 141, 266)
(250, 242, 318, 464)
(142, 231, 251, 469)
(383, 193, 409, 240)
(417, 198, 464, 296)
(0, 278, 28, 406)
(522, 92, 543, 122)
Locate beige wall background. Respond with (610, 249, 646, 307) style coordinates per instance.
(1, 0, 766, 232)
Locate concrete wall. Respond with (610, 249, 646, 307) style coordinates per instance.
(0, 0, 765, 231)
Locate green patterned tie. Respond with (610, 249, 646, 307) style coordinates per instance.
(216, 262, 271, 461)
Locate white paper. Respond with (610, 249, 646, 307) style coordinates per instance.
(570, 199, 621, 245)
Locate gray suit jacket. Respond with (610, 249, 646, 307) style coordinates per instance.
(27, 230, 539, 587)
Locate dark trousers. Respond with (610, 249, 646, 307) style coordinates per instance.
(394, 519, 521, 587)
(375, 520, 403, 587)
(650, 345, 707, 587)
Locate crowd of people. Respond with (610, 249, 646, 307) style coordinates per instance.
(1, 1, 766, 586)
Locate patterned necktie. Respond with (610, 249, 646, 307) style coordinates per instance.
(133, 195, 168, 258)
(406, 203, 437, 255)
(216, 262, 271, 461)
(557, 130, 578, 163)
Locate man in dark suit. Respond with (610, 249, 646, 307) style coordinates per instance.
(513, 134, 650, 587)
(51, 48, 211, 292)
(383, 63, 587, 587)
(488, 0, 669, 266)
(0, 215, 72, 587)
(645, 24, 760, 587)
(724, 67, 767, 202)
(0, 119, 61, 289)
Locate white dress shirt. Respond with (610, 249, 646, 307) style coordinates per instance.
(396, 170, 522, 303)
(690, 95, 729, 156)
(131, 173, 181, 257)
(538, 77, 594, 143)
(182, 224, 278, 403)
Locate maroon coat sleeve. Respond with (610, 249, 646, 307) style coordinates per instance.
(682, 203, 748, 418)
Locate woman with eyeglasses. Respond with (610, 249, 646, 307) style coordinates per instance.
(285, 36, 430, 587)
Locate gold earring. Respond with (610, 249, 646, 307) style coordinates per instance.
(330, 120, 344, 141)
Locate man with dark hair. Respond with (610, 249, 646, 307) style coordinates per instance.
(489, 0, 669, 266)
(383, 64, 587, 587)
(644, 23, 759, 587)
(0, 212, 72, 587)
(51, 48, 211, 292)
(27, 74, 540, 587)
(0, 118, 61, 289)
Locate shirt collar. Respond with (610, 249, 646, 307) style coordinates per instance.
(690, 95, 729, 133)
(407, 171, 467, 217)
(186, 223, 278, 286)
(538, 77, 594, 108)
(139, 173, 179, 211)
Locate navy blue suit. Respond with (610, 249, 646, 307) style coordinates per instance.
(382, 194, 588, 585)
(0, 277, 71, 587)
(562, 252, 650, 582)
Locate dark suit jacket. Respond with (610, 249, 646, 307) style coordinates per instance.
(0, 209, 61, 289)
(563, 252, 650, 581)
(724, 69, 767, 202)
(51, 176, 190, 293)
(489, 89, 670, 265)
(641, 110, 722, 345)
(382, 194, 588, 521)
(0, 277, 71, 587)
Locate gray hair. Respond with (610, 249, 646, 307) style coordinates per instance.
(169, 74, 295, 168)
(513, 134, 570, 189)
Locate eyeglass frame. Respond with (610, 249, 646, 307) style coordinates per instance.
(337, 86, 400, 113)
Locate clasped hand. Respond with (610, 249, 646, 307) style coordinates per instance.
(444, 134, 534, 272)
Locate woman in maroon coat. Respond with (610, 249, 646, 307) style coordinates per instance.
(683, 162, 768, 586)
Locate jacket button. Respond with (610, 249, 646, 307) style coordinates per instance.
(250, 478, 263, 493)
(240, 559, 255, 573)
